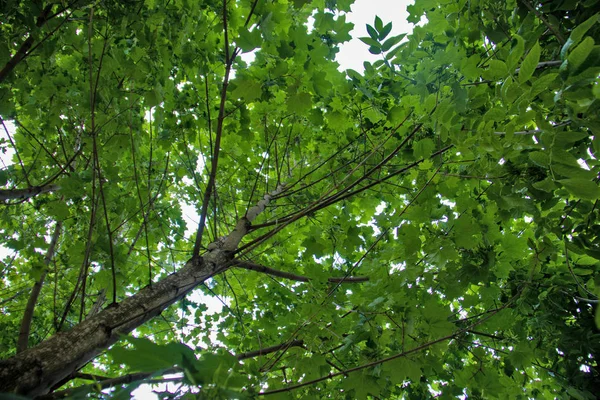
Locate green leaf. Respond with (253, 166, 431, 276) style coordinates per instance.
(379, 22, 393, 40)
(236, 27, 262, 53)
(366, 24, 378, 40)
(518, 42, 541, 83)
(368, 46, 382, 54)
(374, 16, 384, 32)
(108, 337, 194, 372)
(558, 179, 600, 200)
(358, 36, 380, 47)
(232, 78, 262, 101)
(0, 88, 15, 118)
(387, 105, 406, 124)
(530, 73, 558, 98)
(529, 151, 550, 167)
(507, 34, 525, 71)
(286, 92, 312, 113)
(567, 14, 599, 50)
(292, 0, 311, 7)
(486, 59, 508, 79)
(400, 223, 421, 256)
(567, 36, 595, 70)
(145, 88, 163, 107)
(381, 34, 406, 52)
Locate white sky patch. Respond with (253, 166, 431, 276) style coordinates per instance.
(336, 0, 413, 73)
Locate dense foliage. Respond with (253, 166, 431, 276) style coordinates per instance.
(1, 0, 599, 398)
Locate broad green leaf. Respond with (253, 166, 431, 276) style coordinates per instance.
(558, 179, 600, 200)
(387, 105, 406, 123)
(566, 13, 599, 51)
(286, 92, 312, 113)
(567, 36, 595, 70)
(236, 27, 262, 53)
(108, 337, 194, 372)
(486, 59, 508, 79)
(518, 42, 541, 83)
(507, 34, 525, 71)
(231, 78, 262, 101)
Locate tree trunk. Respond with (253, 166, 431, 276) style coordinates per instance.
(0, 186, 282, 396)
(0, 184, 60, 202)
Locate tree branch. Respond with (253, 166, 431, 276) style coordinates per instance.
(0, 4, 54, 83)
(238, 339, 305, 360)
(0, 186, 282, 396)
(0, 184, 61, 202)
(258, 292, 521, 395)
(192, 0, 236, 257)
(518, 0, 565, 44)
(17, 221, 62, 353)
(233, 261, 369, 283)
(45, 339, 305, 398)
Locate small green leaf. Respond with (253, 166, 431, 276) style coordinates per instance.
(379, 22, 393, 40)
(558, 179, 600, 200)
(358, 36, 380, 47)
(381, 33, 406, 52)
(368, 46, 382, 54)
(374, 16, 384, 32)
(366, 24, 378, 40)
(519, 42, 541, 83)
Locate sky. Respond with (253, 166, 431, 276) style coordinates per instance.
(336, 0, 411, 72)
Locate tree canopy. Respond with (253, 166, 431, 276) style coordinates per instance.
(0, 0, 599, 398)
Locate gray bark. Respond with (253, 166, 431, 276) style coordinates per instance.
(0, 184, 60, 202)
(0, 186, 283, 396)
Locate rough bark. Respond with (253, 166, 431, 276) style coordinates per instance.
(0, 184, 60, 202)
(0, 186, 283, 396)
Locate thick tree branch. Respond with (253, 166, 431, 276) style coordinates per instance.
(0, 184, 61, 202)
(233, 260, 368, 283)
(0, 4, 54, 83)
(0, 186, 282, 396)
